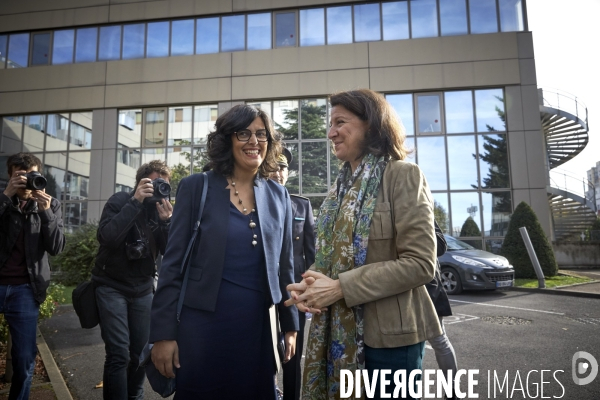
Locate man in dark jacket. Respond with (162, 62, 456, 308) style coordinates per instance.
(0, 152, 65, 400)
(271, 147, 316, 400)
(91, 160, 172, 400)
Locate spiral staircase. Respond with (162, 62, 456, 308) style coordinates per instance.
(540, 88, 597, 241)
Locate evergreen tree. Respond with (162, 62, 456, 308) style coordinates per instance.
(500, 201, 558, 278)
(460, 216, 481, 237)
(434, 200, 449, 233)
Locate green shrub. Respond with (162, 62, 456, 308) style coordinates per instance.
(460, 216, 481, 237)
(500, 201, 558, 279)
(51, 222, 99, 286)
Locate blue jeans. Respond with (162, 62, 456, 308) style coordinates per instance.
(96, 285, 152, 400)
(365, 342, 425, 400)
(0, 284, 40, 400)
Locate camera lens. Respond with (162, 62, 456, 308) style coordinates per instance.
(157, 182, 171, 196)
(26, 172, 48, 190)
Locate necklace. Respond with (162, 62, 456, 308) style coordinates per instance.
(231, 179, 258, 247)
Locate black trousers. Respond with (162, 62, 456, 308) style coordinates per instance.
(282, 311, 306, 400)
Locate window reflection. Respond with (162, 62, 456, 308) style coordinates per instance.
(300, 9, 325, 46)
(275, 12, 296, 47)
(499, 0, 524, 32)
(417, 95, 442, 134)
(450, 192, 481, 238)
(481, 191, 512, 236)
(485, 238, 504, 254)
(0, 35, 7, 69)
(386, 94, 414, 135)
(447, 135, 478, 190)
(75, 28, 98, 63)
(69, 112, 93, 150)
(147, 22, 170, 58)
(247, 13, 271, 50)
(196, 18, 220, 54)
(440, 0, 468, 36)
(354, 3, 381, 42)
(171, 19, 194, 56)
(475, 89, 505, 132)
(382, 1, 409, 40)
(122, 24, 145, 59)
(192, 146, 208, 174)
(98, 26, 121, 61)
(284, 144, 299, 194)
(44, 153, 67, 200)
(478, 134, 509, 188)
(116, 144, 139, 189)
(432, 192, 450, 233)
(52, 30, 74, 65)
(301, 99, 327, 139)
(326, 6, 352, 45)
(144, 110, 166, 146)
(118, 109, 142, 147)
(167, 146, 192, 196)
(64, 202, 88, 232)
(46, 114, 69, 151)
(469, 0, 498, 34)
(168, 107, 192, 145)
(141, 148, 165, 166)
(193, 105, 218, 144)
(31, 33, 51, 65)
(416, 136, 447, 190)
(23, 115, 46, 152)
(8, 34, 29, 68)
(302, 142, 327, 194)
(1, 117, 23, 154)
(410, 0, 438, 38)
(221, 15, 245, 52)
(444, 91, 474, 133)
(66, 151, 91, 200)
(273, 100, 299, 140)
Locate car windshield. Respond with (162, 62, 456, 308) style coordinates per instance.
(444, 235, 476, 250)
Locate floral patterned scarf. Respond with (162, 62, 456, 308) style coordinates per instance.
(302, 153, 389, 400)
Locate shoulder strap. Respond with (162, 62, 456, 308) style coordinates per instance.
(176, 173, 208, 322)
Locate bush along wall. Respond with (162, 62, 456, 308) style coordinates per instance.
(51, 222, 99, 286)
(500, 201, 558, 279)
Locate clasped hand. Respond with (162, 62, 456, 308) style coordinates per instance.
(284, 270, 343, 313)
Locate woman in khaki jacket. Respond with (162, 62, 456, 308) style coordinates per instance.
(286, 89, 442, 399)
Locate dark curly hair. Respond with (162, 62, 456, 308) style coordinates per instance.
(6, 152, 42, 176)
(134, 160, 171, 190)
(206, 104, 281, 178)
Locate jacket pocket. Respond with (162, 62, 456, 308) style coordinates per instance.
(189, 267, 203, 281)
(375, 291, 417, 335)
(369, 202, 394, 240)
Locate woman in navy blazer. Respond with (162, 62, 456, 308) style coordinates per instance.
(149, 104, 299, 399)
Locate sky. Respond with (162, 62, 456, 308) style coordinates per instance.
(526, 0, 600, 185)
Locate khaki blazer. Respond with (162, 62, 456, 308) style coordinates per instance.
(338, 160, 443, 348)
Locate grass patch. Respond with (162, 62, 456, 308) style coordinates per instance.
(514, 275, 594, 288)
(56, 285, 76, 304)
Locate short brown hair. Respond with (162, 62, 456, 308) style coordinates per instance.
(134, 160, 171, 189)
(329, 89, 410, 161)
(6, 152, 43, 176)
(206, 104, 281, 178)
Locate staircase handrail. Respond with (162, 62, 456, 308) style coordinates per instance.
(540, 87, 588, 126)
(549, 169, 596, 211)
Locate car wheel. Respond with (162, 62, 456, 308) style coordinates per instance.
(441, 267, 463, 295)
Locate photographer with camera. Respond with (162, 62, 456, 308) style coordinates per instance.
(0, 152, 65, 400)
(92, 160, 172, 400)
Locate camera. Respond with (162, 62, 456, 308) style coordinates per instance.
(146, 178, 171, 204)
(25, 171, 47, 190)
(125, 239, 150, 260)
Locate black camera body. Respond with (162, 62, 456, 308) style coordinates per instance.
(125, 238, 150, 260)
(25, 171, 47, 190)
(146, 178, 171, 204)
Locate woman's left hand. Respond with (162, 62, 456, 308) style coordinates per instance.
(287, 270, 344, 310)
(284, 331, 297, 363)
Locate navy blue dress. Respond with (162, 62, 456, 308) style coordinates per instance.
(175, 203, 276, 399)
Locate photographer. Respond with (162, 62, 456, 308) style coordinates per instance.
(92, 160, 172, 400)
(0, 152, 65, 400)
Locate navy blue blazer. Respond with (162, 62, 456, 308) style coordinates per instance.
(149, 171, 299, 342)
(289, 194, 316, 284)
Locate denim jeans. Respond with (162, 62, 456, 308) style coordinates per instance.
(0, 284, 40, 400)
(96, 285, 152, 400)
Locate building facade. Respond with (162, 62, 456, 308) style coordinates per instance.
(0, 0, 550, 251)
(586, 161, 600, 215)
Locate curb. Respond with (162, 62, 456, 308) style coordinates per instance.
(36, 327, 74, 400)
(509, 286, 600, 299)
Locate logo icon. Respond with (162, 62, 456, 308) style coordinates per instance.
(572, 351, 598, 385)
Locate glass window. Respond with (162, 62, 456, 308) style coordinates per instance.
(485, 238, 503, 254)
(7, 33, 29, 68)
(117, 144, 141, 169)
(193, 105, 217, 144)
(98, 26, 121, 61)
(247, 13, 272, 51)
(221, 15, 246, 52)
(404, 136, 416, 161)
(52, 30, 74, 65)
(66, 151, 91, 200)
(300, 9, 325, 46)
(167, 147, 192, 195)
(447, 135, 478, 190)
(273, 100, 299, 140)
(144, 109, 166, 146)
(118, 109, 142, 147)
(31, 33, 51, 65)
(301, 142, 328, 194)
(122, 24, 145, 59)
(416, 136, 447, 190)
(417, 95, 442, 134)
(171, 19, 194, 56)
(469, 0, 498, 34)
(285, 143, 299, 194)
(168, 106, 192, 145)
(141, 148, 165, 165)
(196, 17, 220, 54)
(23, 115, 45, 152)
(1, 117, 23, 154)
(301, 99, 327, 139)
(432, 192, 450, 234)
(475, 89, 505, 132)
(0, 35, 7, 69)
(354, 3, 381, 42)
(69, 123, 92, 150)
(499, 0, 524, 32)
(147, 22, 170, 58)
(444, 91, 474, 133)
(410, 0, 438, 38)
(440, 0, 468, 36)
(326, 6, 352, 44)
(275, 12, 296, 47)
(481, 191, 512, 236)
(44, 154, 67, 200)
(75, 28, 97, 63)
(116, 144, 139, 190)
(64, 202, 88, 232)
(192, 146, 209, 174)
(478, 134, 509, 188)
(450, 192, 481, 238)
(46, 114, 69, 151)
(386, 94, 414, 135)
(382, 1, 409, 40)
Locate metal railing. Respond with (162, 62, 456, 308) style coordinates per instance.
(540, 88, 588, 125)
(549, 168, 596, 209)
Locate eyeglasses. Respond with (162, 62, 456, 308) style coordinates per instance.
(235, 129, 269, 142)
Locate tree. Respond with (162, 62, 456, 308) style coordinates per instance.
(168, 141, 208, 199)
(460, 217, 481, 237)
(500, 201, 558, 278)
(51, 222, 99, 285)
(434, 200, 449, 233)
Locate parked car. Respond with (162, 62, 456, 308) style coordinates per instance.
(439, 235, 515, 295)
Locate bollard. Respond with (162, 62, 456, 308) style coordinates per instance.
(519, 227, 546, 288)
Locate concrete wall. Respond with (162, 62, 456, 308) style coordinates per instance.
(553, 242, 600, 268)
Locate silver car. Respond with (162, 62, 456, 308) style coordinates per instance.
(439, 235, 515, 295)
